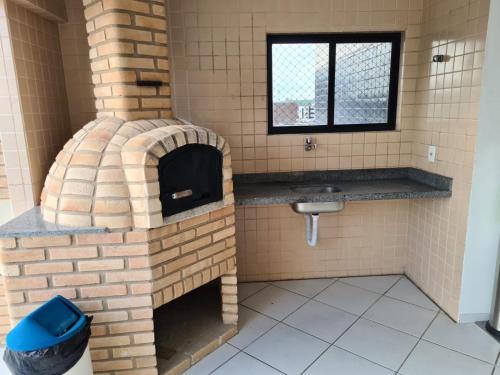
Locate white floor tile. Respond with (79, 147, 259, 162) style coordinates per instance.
(212, 352, 282, 375)
(240, 285, 308, 320)
(271, 278, 335, 298)
(336, 318, 418, 371)
(386, 278, 438, 311)
(284, 300, 357, 343)
(423, 313, 500, 363)
(314, 281, 381, 315)
(244, 323, 329, 375)
(341, 275, 401, 294)
(184, 344, 239, 375)
(399, 340, 493, 375)
(238, 282, 269, 302)
(228, 306, 278, 349)
(363, 296, 437, 337)
(304, 346, 395, 375)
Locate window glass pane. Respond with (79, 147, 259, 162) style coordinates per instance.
(334, 42, 392, 125)
(272, 43, 329, 127)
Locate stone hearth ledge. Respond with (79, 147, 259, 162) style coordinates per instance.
(0, 201, 231, 238)
(234, 167, 452, 206)
(0, 207, 107, 238)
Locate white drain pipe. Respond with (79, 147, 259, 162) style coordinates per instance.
(305, 213, 319, 247)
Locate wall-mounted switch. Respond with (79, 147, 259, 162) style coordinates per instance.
(428, 145, 437, 163)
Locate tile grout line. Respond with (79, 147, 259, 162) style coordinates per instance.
(395, 307, 441, 374)
(300, 282, 391, 374)
(242, 275, 438, 315)
(378, 293, 439, 313)
(218, 276, 498, 374)
(390, 275, 442, 374)
(239, 277, 364, 374)
(358, 314, 432, 340)
(221, 280, 326, 374)
(418, 337, 500, 366)
(378, 275, 440, 312)
(388, 278, 499, 366)
(234, 350, 287, 374)
(237, 278, 360, 351)
(225, 342, 288, 375)
(230, 307, 280, 348)
(491, 351, 500, 375)
(327, 276, 442, 314)
(237, 282, 271, 303)
(279, 283, 432, 345)
(300, 274, 439, 374)
(240, 288, 412, 348)
(205, 281, 279, 374)
(239, 275, 408, 374)
(270, 277, 339, 299)
(204, 344, 241, 375)
(241, 278, 341, 324)
(337, 274, 403, 295)
(403, 272, 443, 312)
(208, 344, 287, 375)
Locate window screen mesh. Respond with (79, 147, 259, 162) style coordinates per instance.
(272, 43, 329, 127)
(334, 42, 393, 125)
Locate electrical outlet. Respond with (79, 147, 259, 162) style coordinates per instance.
(428, 145, 437, 163)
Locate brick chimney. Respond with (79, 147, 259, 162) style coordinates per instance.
(83, 0, 171, 120)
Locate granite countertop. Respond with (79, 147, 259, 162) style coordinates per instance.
(0, 207, 107, 238)
(0, 168, 452, 238)
(233, 168, 452, 206)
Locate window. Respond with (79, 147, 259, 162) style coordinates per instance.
(267, 33, 401, 134)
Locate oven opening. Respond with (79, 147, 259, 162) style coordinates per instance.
(158, 144, 223, 217)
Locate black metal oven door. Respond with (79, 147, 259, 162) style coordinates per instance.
(158, 144, 223, 217)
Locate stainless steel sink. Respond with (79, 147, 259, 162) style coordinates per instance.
(291, 185, 341, 194)
(291, 201, 344, 214)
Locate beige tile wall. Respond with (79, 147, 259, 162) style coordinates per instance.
(406, 0, 490, 320)
(6, 0, 72, 204)
(0, 141, 10, 199)
(166, 0, 423, 174)
(166, 1, 421, 283)
(0, 0, 34, 214)
(236, 201, 408, 281)
(0, 274, 7, 344)
(0, 0, 24, 343)
(58, 0, 96, 134)
(1, 0, 98, 211)
(166, 0, 492, 320)
(9, 0, 67, 23)
(0, 0, 490, 322)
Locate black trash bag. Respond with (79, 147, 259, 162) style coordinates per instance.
(3, 316, 92, 375)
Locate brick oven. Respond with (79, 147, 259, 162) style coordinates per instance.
(0, 116, 238, 375)
(0, 1, 239, 374)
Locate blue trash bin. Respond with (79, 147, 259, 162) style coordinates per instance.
(3, 295, 92, 375)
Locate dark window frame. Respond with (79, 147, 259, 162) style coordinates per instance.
(267, 32, 402, 135)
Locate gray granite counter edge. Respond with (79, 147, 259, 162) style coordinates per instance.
(233, 167, 452, 190)
(0, 168, 451, 237)
(236, 190, 452, 206)
(0, 207, 107, 238)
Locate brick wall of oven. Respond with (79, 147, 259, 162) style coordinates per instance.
(149, 206, 236, 313)
(0, 205, 238, 374)
(83, 0, 172, 121)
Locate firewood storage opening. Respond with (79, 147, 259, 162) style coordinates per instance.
(153, 279, 236, 375)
